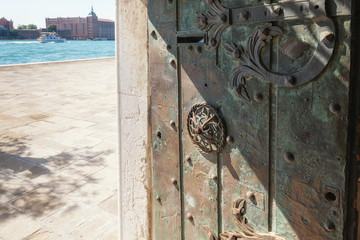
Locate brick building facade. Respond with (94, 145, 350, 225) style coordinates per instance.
(45, 7, 114, 40)
(0, 17, 14, 31)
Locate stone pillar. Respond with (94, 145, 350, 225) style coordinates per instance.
(116, 0, 151, 239)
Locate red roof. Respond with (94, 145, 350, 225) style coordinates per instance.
(98, 18, 114, 23)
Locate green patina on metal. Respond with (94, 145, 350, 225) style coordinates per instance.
(149, 0, 356, 239)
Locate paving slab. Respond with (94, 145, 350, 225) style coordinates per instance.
(0, 58, 118, 239)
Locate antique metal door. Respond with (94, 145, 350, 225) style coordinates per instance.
(148, 0, 357, 239)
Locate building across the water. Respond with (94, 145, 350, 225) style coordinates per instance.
(0, 17, 14, 39)
(45, 7, 114, 40)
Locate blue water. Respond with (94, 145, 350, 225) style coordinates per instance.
(0, 40, 115, 65)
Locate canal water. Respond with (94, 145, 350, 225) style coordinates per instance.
(0, 40, 115, 65)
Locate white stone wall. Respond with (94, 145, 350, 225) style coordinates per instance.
(116, 0, 151, 239)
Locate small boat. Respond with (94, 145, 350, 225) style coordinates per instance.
(37, 32, 66, 43)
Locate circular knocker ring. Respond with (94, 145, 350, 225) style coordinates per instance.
(187, 102, 226, 154)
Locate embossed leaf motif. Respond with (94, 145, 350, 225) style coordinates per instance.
(224, 25, 283, 101)
(204, 198, 284, 240)
(194, 0, 229, 51)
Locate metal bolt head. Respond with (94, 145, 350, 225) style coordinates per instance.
(166, 45, 172, 51)
(329, 103, 341, 114)
(246, 191, 255, 201)
(321, 32, 335, 44)
(239, 10, 249, 21)
(170, 59, 176, 68)
(220, 14, 227, 23)
(324, 221, 336, 232)
(170, 120, 176, 128)
(284, 152, 295, 163)
(254, 93, 264, 102)
(186, 155, 191, 162)
(195, 46, 202, 55)
(187, 213, 193, 221)
(286, 76, 296, 86)
(210, 38, 217, 47)
(171, 178, 177, 185)
(226, 136, 234, 144)
(156, 195, 161, 201)
(211, 173, 217, 180)
(271, 6, 282, 17)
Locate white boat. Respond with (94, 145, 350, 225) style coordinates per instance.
(37, 32, 66, 43)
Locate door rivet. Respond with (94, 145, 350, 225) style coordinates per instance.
(287, 77, 296, 86)
(246, 191, 256, 201)
(186, 155, 191, 162)
(170, 59, 176, 68)
(171, 178, 177, 185)
(156, 195, 161, 202)
(166, 45, 171, 51)
(211, 174, 217, 180)
(284, 152, 295, 162)
(187, 213, 193, 221)
(151, 31, 157, 39)
(188, 45, 194, 51)
(271, 6, 282, 17)
(239, 10, 249, 21)
(170, 120, 176, 129)
(210, 38, 217, 47)
(329, 103, 341, 114)
(226, 136, 234, 144)
(321, 32, 335, 44)
(254, 93, 264, 102)
(324, 221, 336, 232)
(195, 46, 202, 54)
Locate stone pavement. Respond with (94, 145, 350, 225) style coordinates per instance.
(0, 58, 118, 240)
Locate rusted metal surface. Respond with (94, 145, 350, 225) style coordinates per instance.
(149, 0, 355, 239)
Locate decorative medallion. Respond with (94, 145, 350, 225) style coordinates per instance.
(187, 102, 226, 154)
(204, 198, 284, 240)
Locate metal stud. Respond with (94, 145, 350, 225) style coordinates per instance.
(171, 177, 177, 185)
(254, 93, 264, 102)
(156, 195, 161, 202)
(166, 45, 172, 51)
(287, 77, 296, 86)
(210, 38, 217, 47)
(186, 155, 191, 162)
(239, 10, 249, 21)
(284, 152, 295, 163)
(211, 173, 217, 180)
(324, 221, 336, 232)
(187, 213, 193, 221)
(188, 45, 194, 52)
(170, 59, 176, 68)
(195, 46, 202, 55)
(246, 191, 255, 201)
(170, 120, 176, 129)
(167, 0, 173, 5)
(226, 136, 234, 144)
(329, 103, 341, 114)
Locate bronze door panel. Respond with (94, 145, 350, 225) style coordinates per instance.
(149, 0, 355, 239)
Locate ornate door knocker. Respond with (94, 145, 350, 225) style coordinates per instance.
(187, 103, 226, 154)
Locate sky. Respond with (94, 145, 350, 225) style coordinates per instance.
(0, 0, 115, 28)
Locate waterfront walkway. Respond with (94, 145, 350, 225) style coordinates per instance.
(0, 58, 118, 240)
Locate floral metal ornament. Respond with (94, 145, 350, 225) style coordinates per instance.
(204, 198, 284, 240)
(223, 24, 289, 101)
(187, 102, 226, 154)
(194, 0, 230, 51)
